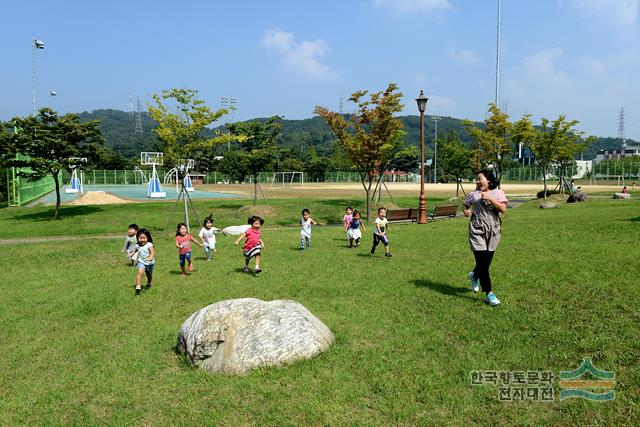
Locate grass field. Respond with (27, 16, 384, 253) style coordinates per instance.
(0, 194, 638, 425)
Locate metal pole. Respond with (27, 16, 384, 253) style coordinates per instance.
(433, 116, 440, 183)
(495, 0, 501, 107)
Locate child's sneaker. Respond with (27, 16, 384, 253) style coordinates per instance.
(180, 272, 188, 277)
(254, 268, 262, 274)
(385, 253, 393, 257)
(370, 248, 375, 255)
(135, 285, 141, 295)
(468, 271, 479, 293)
(243, 267, 249, 273)
(486, 292, 501, 306)
(145, 283, 152, 289)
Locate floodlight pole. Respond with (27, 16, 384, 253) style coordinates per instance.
(32, 37, 45, 115)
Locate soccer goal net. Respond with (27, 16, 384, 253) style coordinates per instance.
(271, 171, 304, 187)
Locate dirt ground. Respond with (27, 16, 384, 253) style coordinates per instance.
(59, 182, 625, 206)
(198, 182, 623, 199)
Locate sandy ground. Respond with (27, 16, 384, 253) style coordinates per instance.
(69, 191, 132, 205)
(198, 182, 623, 199)
(57, 182, 625, 205)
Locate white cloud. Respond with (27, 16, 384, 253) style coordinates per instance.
(569, 0, 638, 26)
(448, 44, 478, 65)
(425, 94, 456, 114)
(260, 27, 336, 79)
(521, 47, 570, 85)
(373, 0, 452, 13)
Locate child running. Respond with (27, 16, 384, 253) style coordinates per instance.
(129, 228, 155, 295)
(300, 208, 317, 250)
(235, 216, 264, 274)
(121, 223, 138, 266)
(342, 207, 353, 240)
(370, 207, 392, 257)
(176, 223, 203, 276)
(198, 215, 220, 261)
(347, 209, 366, 247)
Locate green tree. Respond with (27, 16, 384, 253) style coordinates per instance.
(522, 115, 594, 197)
(389, 146, 419, 173)
(217, 150, 249, 183)
(315, 83, 404, 221)
(438, 131, 474, 196)
(147, 88, 234, 172)
(228, 117, 282, 205)
(463, 104, 514, 187)
(0, 108, 104, 219)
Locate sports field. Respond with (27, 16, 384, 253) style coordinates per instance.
(0, 186, 637, 425)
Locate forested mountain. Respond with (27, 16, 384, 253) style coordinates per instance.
(78, 109, 631, 162)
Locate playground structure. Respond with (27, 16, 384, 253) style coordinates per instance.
(65, 157, 87, 194)
(164, 159, 195, 193)
(141, 152, 166, 199)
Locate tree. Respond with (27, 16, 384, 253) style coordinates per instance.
(389, 146, 419, 173)
(227, 117, 282, 205)
(147, 88, 234, 172)
(438, 131, 474, 196)
(522, 115, 594, 198)
(463, 104, 514, 187)
(0, 108, 104, 219)
(217, 150, 249, 183)
(315, 83, 404, 221)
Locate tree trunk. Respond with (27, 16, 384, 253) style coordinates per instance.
(253, 175, 258, 206)
(53, 171, 61, 220)
(543, 173, 548, 199)
(361, 176, 373, 222)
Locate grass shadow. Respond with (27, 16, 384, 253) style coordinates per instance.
(627, 216, 640, 222)
(411, 279, 475, 300)
(11, 205, 103, 221)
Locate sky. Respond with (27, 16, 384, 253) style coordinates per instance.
(2, 0, 639, 139)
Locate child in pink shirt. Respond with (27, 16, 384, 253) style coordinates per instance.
(235, 216, 265, 274)
(175, 223, 203, 276)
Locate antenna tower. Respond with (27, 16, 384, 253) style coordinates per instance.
(339, 93, 344, 114)
(128, 92, 135, 113)
(134, 97, 144, 135)
(617, 107, 626, 148)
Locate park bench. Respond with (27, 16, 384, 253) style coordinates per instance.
(428, 204, 458, 222)
(386, 208, 418, 223)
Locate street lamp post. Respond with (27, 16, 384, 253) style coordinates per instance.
(415, 90, 428, 224)
(32, 37, 45, 115)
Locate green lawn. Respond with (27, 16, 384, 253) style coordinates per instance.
(0, 198, 638, 425)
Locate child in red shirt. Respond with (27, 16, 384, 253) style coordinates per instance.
(235, 216, 265, 274)
(175, 223, 203, 276)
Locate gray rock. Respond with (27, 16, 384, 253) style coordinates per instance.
(613, 192, 630, 199)
(177, 298, 334, 375)
(540, 201, 559, 209)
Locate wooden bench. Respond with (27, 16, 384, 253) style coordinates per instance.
(386, 208, 418, 223)
(428, 204, 458, 221)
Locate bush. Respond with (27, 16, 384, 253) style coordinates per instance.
(537, 189, 560, 198)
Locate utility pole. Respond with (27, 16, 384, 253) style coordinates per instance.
(432, 116, 441, 183)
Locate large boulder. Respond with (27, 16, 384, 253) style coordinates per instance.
(613, 192, 630, 199)
(539, 201, 559, 209)
(177, 298, 334, 375)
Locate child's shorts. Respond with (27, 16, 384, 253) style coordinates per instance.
(179, 252, 192, 266)
(243, 245, 262, 259)
(373, 233, 389, 246)
(137, 262, 155, 274)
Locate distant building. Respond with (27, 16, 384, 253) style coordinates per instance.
(595, 143, 640, 163)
